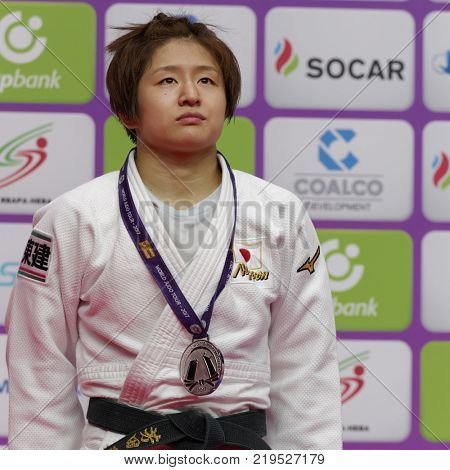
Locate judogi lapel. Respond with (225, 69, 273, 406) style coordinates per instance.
(118, 151, 234, 406)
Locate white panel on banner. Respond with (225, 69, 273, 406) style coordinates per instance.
(338, 340, 412, 442)
(0, 223, 31, 326)
(0, 334, 8, 438)
(265, 8, 414, 110)
(421, 231, 450, 332)
(422, 121, 450, 222)
(424, 12, 450, 112)
(105, 4, 256, 107)
(0, 112, 95, 215)
(264, 118, 413, 221)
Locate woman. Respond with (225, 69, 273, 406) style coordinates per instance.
(6, 13, 342, 450)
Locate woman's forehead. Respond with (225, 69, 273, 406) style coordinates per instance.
(149, 38, 219, 70)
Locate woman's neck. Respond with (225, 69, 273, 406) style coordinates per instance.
(134, 143, 222, 207)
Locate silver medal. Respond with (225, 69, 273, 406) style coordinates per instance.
(180, 339, 224, 396)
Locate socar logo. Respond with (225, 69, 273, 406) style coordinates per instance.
(323, 239, 364, 292)
(432, 152, 450, 190)
(432, 50, 450, 75)
(274, 38, 298, 77)
(319, 129, 359, 171)
(0, 11, 46, 64)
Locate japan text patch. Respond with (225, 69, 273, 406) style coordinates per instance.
(17, 229, 53, 284)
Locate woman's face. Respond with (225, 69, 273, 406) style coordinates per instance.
(128, 38, 227, 157)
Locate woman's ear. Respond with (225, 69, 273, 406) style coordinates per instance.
(118, 113, 138, 129)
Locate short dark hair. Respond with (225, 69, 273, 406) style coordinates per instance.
(106, 13, 242, 144)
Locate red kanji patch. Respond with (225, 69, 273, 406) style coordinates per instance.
(17, 229, 52, 284)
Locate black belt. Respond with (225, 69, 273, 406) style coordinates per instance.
(87, 397, 271, 450)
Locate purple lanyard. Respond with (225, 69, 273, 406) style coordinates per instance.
(118, 150, 237, 340)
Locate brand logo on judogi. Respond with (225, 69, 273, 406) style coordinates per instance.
(297, 246, 320, 275)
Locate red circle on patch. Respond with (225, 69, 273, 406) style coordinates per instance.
(239, 248, 251, 262)
(354, 365, 364, 376)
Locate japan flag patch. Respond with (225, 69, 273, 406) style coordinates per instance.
(231, 239, 273, 287)
(17, 229, 52, 284)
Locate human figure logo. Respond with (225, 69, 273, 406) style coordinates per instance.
(0, 11, 46, 64)
(0, 123, 51, 189)
(339, 351, 369, 404)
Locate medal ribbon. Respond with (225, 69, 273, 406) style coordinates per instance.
(118, 150, 237, 339)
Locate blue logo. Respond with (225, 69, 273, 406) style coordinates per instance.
(319, 129, 359, 171)
(0, 261, 19, 286)
(0, 379, 9, 394)
(433, 50, 450, 75)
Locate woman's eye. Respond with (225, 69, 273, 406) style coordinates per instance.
(161, 77, 175, 84)
(199, 77, 213, 84)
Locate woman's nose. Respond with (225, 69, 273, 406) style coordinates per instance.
(178, 81, 201, 106)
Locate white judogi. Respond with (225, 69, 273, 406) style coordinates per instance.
(5, 151, 342, 449)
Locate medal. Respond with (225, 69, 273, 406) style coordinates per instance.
(180, 339, 224, 396)
(118, 149, 237, 396)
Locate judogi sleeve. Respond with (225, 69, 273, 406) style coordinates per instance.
(266, 203, 342, 449)
(5, 197, 94, 449)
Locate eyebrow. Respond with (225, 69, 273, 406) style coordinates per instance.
(151, 65, 220, 75)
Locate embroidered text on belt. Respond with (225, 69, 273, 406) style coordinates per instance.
(87, 398, 271, 450)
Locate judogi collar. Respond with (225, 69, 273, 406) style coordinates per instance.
(118, 148, 237, 396)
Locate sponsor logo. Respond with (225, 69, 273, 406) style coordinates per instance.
(0, 11, 60, 94)
(0, 261, 19, 286)
(0, 379, 8, 395)
(297, 246, 320, 275)
(432, 152, 450, 190)
(266, 9, 413, 111)
(274, 38, 299, 77)
(432, 49, 450, 75)
(0, 3, 95, 103)
(323, 238, 377, 319)
(274, 39, 404, 82)
(0, 123, 51, 189)
(339, 351, 369, 404)
(0, 11, 46, 64)
(319, 129, 358, 171)
(422, 122, 450, 221)
(320, 230, 412, 331)
(323, 239, 364, 292)
(295, 128, 384, 214)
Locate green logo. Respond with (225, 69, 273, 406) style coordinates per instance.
(0, 2, 96, 103)
(103, 115, 255, 175)
(420, 342, 450, 441)
(318, 229, 412, 331)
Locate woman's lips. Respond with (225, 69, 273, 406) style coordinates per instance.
(176, 113, 205, 124)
